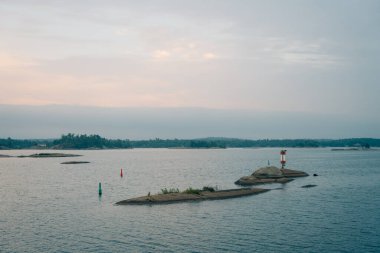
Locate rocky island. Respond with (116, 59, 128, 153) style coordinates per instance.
(116, 188, 269, 205)
(235, 166, 308, 186)
(18, 153, 81, 158)
(61, 161, 90, 164)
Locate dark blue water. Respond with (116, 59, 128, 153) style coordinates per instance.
(1, 148, 379, 252)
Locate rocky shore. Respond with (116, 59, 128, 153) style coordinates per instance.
(116, 188, 269, 205)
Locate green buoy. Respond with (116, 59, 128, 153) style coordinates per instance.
(98, 182, 102, 196)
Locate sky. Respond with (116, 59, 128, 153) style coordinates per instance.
(0, 0, 379, 139)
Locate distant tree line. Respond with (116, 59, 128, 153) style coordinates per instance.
(52, 133, 132, 149)
(0, 134, 379, 149)
(0, 137, 47, 149)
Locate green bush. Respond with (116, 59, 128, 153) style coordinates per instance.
(202, 186, 215, 192)
(183, 187, 202, 195)
(160, 186, 218, 195)
(160, 188, 179, 194)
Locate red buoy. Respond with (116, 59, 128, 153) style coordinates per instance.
(120, 168, 123, 177)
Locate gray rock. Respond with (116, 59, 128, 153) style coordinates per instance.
(235, 166, 308, 186)
(301, 184, 317, 188)
(252, 166, 284, 178)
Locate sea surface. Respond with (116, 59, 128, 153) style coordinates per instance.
(0, 148, 379, 252)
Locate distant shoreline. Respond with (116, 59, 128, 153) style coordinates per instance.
(1, 134, 379, 150)
(1, 146, 379, 151)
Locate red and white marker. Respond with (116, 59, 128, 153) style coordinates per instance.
(280, 150, 287, 169)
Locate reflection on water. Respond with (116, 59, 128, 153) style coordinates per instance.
(1, 148, 379, 252)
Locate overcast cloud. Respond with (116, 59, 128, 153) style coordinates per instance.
(0, 1, 379, 138)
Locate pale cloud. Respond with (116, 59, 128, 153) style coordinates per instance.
(153, 50, 171, 59)
(114, 28, 129, 36)
(188, 43, 196, 49)
(0, 0, 379, 119)
(261, 37, 343, 67)
(202, 53, 216, 60)
(0, 57, 188, 107)
(280, 52, 340, 66)
(0, 52, 37, 68)
(152, 44, 217, 61)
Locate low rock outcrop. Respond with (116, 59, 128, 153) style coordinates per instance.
(235, 166, 308, 186)
(116, 188, 269, 205)
(301, 184, 317, 188)
(281, 168, 309, 177)
(61, 161, 90, 164)
(18, 153, 81, 158)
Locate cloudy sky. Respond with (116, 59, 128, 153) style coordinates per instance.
(1, 0, 379, 138)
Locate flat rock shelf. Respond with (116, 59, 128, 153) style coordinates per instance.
(18, 153, 82, 158)
(235, 166, 309, 186)
(116, 188, 270, 205)
(61, 161, 90, 164)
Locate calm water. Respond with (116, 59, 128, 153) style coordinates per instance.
(0, 148, 379, 252)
